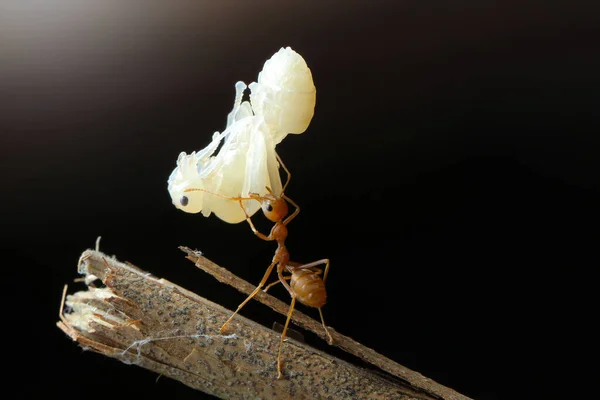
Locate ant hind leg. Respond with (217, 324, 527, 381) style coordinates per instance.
(292, 259, 330, 283)
(277, 295, 297, 379)
(263, 276, 290, 293)
(318, 308, 334, 345)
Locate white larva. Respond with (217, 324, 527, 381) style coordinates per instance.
(167, 47, 315, 223)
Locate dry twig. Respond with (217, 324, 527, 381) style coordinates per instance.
(57, 249, 471, 400)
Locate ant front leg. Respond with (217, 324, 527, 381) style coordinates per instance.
(282, 194, 300, 226)
(245, 217, 272, 241)
(273, 153, 300, 225)
(238, 199, 273, 241)
(276, 152, 292, 194)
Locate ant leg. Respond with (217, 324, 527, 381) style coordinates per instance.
(277, 263, 296, 298)
(321, 259, 331, 284)
(244, 214, 272, 241)
(276, 152, 292, 194)
(275, 263, 299, 378)
(275, 152, 301, 226)
(263, 276, 290, 293)
(293, 259, 330, 283)
(236, 199, 274, 241)
(318, 308, 334, 345)
(282, 194, 300, 225)
(277, 295, 296, 379)
(220, 260, 277, 333)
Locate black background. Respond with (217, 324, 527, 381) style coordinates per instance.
(1, 1, 597, 399)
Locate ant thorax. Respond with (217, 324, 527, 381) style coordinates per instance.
(271, 223, 288, 242)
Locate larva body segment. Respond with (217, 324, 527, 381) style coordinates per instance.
(250, 47, 316, 144)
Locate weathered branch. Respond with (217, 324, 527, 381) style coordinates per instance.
(181, 247, 470, 400)
(58, 249, 471, 400)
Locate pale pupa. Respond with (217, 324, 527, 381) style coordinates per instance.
(167, 47, 315, 223)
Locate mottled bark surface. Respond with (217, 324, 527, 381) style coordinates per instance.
(58, 249, 471, 400)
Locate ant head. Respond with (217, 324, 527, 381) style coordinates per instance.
(257, 187, 288, 222)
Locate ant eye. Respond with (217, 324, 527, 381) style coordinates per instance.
(265, 203, 273, 212)
(180, 196, 189, 207)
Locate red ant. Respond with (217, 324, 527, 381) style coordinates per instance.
(185, 154, 332, 378)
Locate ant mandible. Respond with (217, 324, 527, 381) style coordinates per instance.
(185, 153, 333, 378)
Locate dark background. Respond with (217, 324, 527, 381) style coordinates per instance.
(1, 1, 597, 399)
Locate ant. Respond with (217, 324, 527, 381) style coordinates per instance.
(185, 154, 333, 378)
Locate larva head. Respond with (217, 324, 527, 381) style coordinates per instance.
(167, 152, 205, 213)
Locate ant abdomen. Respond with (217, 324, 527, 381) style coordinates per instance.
(291, 269, 327, 308)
